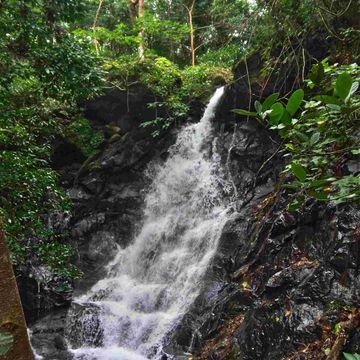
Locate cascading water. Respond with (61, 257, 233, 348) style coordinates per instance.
(66, 86, 231, 360)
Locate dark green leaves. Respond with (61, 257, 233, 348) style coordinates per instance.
(309, 132, 320, 146)
(262, 93, 279, 112)
(232, 109, 257, 117)
(336, 73, 353, 100)
(0, 331, 14, 356)
(309, 62, 324, 85)
(286, 89, 304, 115)
(291, 163, 307, 182)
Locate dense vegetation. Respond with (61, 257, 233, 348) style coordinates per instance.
(0, 0, 358, 283)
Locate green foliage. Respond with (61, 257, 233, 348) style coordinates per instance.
(0, 331, 13, 356)
(36, 241, 81, 280)
(344, 353, 360, 360)
(0, 0, 102, 276)
(65, 117, 104, 157)
(234, 61, 360, 210)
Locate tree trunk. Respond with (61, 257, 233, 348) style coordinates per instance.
(137, 0, 145, 60)
(92, 0, 104, 55)
(0, 220, 34, 360)
(188, 0, 196, 66)
(129, 0, 138, 29)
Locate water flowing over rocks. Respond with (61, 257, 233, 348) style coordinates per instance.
(28, 67, 359, 359)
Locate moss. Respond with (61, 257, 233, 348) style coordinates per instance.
(109, 133, 122, 144)
(77, 150, 101, 178)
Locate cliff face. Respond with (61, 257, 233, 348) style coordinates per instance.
(27, 59, 359, 359)
(164, 58, 360, 359)
(166, 98, 360, 358)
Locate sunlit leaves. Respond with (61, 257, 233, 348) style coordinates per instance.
(336, 72, 353, 100)
(233, 62, 360, 210)
(286, 89, 304, 115)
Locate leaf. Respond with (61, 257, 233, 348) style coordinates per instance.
(327, 103, 341, 111)
(348, 81, 359, 98)
(314, 95, 341, 105)
(262, 93, 279, 112)
(294, 130, 309, 142)
(232, 109, 257, 117)
(309, 189, 328, 200)
(336, 73, 353, 100)
(254, 100, 262, 114)
(269, 103, 284, 124)
(309, 62, 324, 85)
(291, 163, 307, 182)
(0, 331, 13, 356)
(310, 132, 320, 146)
(286, 89, 304, 115)
(288, 195, 304, 211)
(280, 110, 292, 125)
(343, 353, 360, 360)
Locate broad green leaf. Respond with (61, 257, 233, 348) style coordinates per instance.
(310, 132, 320, 146)
(262, 93, 279, 112)
(0, 331, 13, 356)
(291, 163, 307, 182)
(254, 100, 262, 114)
(336, 73, 353, 100)
(280, 110, 292, 125)
(286, 89, 304, 115)
(232, 109, 257, 117)
(269, 103, 284, 123)
(314, 95, 341, 105)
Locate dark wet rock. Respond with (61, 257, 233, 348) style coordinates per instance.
(30, 309, 72, 360)
(65, 302, 103, 349)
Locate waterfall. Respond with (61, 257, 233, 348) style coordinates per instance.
(67, 86, 230, 360)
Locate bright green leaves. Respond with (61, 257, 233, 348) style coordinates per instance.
(336, 73, 353, 100)
(0, 331, 14, 356)
(232, 109, 257, 117)
(233, 87, 303, 129)
(269, 103, 284, 124)
(262, 93, 279, 112)
(286, 89, 304, 115)
(233, 61, 360, 211)
(343, 353, 360, 360)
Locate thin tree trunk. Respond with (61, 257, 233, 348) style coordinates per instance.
(129, 0, 138, 29)
(188, 0, 196, 66)
(92, 0, 104, 55)
(0, 220, 34, 360)
(138, 0, 145, 60)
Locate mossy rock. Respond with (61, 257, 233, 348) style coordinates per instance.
(77, 150, 101, 178)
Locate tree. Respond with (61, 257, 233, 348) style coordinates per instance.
(0, 220, 34, 360)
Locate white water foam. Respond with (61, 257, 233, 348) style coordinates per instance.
(68, 86, 230, 359)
